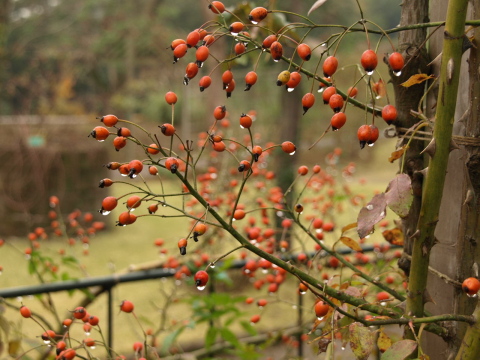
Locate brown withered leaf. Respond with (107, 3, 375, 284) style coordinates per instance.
(400, 73, 435, 87)
(372, 79, 386, 98)
(381, 339, 417, 360)
(340, 236, 363, 252)
(389, 145, 408, 163)
(317, 337, 332, 354)
(385, 174, 413, 218)
(357, 193, 387, 239)
(382, 227, 404, 246)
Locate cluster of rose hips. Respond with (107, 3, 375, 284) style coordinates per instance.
(166, 1, 404, 148)
(19, 301, 149, 360)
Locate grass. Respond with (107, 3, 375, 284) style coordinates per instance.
(0, 136, 402, 359)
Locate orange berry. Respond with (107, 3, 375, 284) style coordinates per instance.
(361, 49, 378, 73)
(209, 1, 225, 14)
(323, 56, 338, 77)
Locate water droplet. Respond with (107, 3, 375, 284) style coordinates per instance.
(366, 204, 374, 210)
(240, 125, 245, 129)
(101, 210, 110, 215)
(467, 293, 478, 298)
(341, 346, 346, 351)
(210, 264, 216, 269)
(83, 243, 89, 250)
(394, 70, 402, 76)
(289, 151, 295, 155)
(333, 128, 339, 132)
(197, 285, 206, 291)
(130, 173, 137, 178)
(380, 211, 385, 217)
(366, 70, 374, 75)
(162, 203, 167, 207)
(245, 269, 250, 274)
(198, 62, 204, 68)
(380, 301, 387, 306)
(376, 95, 382, 100)
(262, 49, 266, 52)
(368, 143, 375, 147)
(25, 254, 31, 260)
(43, 340, 51, 345)
(231, 32, 239, 36)
(97, 139, 105, 142)
(317, 88, 325, 93)
(273, 59, 279, 63)
(183, 79, 188, 86)
(85, 331, 90, 336)
(287, 87, 294, 92)
(90, 346, 96, 350)
(120, 173, 128, 177)
(250, 321, 256, 326)
(299, 290, 306, 295)
(250, 20, 258, 25)
(321, 43, 327, 47)
(317, 316, 324, 321)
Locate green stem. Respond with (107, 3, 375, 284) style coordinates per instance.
(406, 0, 469, 323)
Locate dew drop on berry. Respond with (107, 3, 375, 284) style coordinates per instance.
(289, 151, 295, 155)
(85, 331, 90, 336)
(366, 204, 374, 210)
(287, 87, 294, 92)
(393, 70, 402, 76)
(250, 20, 258, 25)
(317, 88, 325, 93)
(366, 70, 374, 76)
(380, 301, 387, 306)
(299, 289, 306, 295)
(101, 210, 111, 216)
(368, 143, 375, 147)
(231, 31, 239, 36)
(197, 285, 206, 291)
(467, 293, 478, 298)
(317, 316, 324, 321)
(209, 264, 216, 269)
(43, 340, 51, 345)
(130, 173, 137, 179)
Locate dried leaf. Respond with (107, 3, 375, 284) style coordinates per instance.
(385, 174, 413, 218)
(400, 73, 435, 87)
(308, 0, 329, 15)
(8, 340, 21, 357)
(377, 328, 392, 353)
(341, 222, 358, 234)
(343, 286, 362, 298)
(380, 339, 417, 360)
(389, 145, 408, 163)
(357, 193, 387, 239)
(382, 227, 404, 246)
(349, 322, 374, 360)
(372, 79, 386, 98)
(340, 236, 363, 252)
(317, 337, 332, 353)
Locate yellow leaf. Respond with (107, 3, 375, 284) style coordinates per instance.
(377, 328, 392, 353)
(388, 145, 408, 163)
(341, 222, 357, 235)
(401, 73, 435, 87)
(339, 236, 363, 252)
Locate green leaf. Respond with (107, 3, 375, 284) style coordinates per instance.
(205, 327, 217, 350)
(219, 328, 241, 348)
(240, 320, 257, 336)
(381, 340, 417, 360)
(349, 322, 374, 360)
(161, 327, 185, 354)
